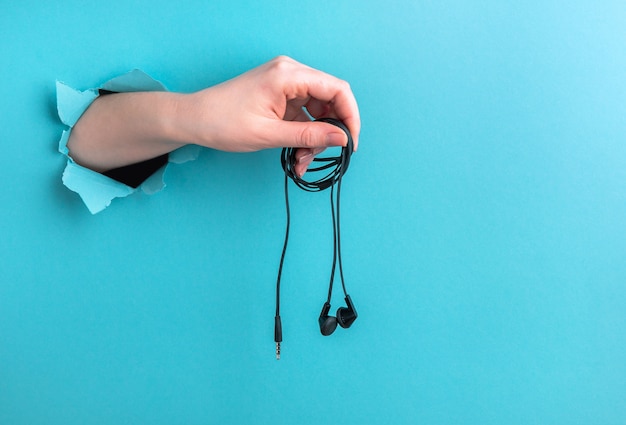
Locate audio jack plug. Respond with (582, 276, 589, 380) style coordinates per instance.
(274, 315, 282, 360)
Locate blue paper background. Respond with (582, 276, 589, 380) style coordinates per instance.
(1, 1, 625, 424)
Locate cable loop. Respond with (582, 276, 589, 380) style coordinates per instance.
(280, 118, 353, 192)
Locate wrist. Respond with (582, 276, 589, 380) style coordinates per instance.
(168, 89, 220, 149)
(160, 92, 196, 147)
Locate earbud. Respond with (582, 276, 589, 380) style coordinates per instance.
(318, 302, 338, 336)
(318, 296, 358, 336)
(336, 295, 358, 329)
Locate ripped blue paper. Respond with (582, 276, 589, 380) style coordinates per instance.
(57, 70, 201, 214)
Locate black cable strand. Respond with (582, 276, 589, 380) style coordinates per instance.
(276, 174, 290, 315)
(274, 174, 289, 359)
(327, 177, 348, 301)
(274, 117, 354, 359)
(336, 176, 348, 296)
(327, 184, 338, 303)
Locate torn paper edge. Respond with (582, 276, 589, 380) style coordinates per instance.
(56, 70, 200, 214)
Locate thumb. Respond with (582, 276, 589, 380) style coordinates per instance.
(267, 120, 347, 149)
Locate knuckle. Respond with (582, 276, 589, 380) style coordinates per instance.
(339, 79, 351, 93)
(298, 125, 316, 148)
(272, 55, 292, 62)
(269, 55, 293, 73)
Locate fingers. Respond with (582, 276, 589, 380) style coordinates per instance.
(295, 74, 360, 151)
(304, 98, 331, 119)
(268, 56, 361, 151)
(294, 147, 326, 177)
(305, 80, 360, 151)
(264, 119, 347, 150)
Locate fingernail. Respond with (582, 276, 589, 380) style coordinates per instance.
(295, 163, 308, 177)
(325, 132, 347, 147)
(297, 153, 313, 164)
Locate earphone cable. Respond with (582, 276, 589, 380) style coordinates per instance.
(336, 177, 348, 296)
(327, 183, 337, 303)
(274, 118, 353, 359)
(276, 174, 290, 316)
(274, 174, 289, 360)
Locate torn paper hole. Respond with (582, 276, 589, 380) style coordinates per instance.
(56, 70, 201, 214)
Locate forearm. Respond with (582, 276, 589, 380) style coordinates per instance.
(67, 91, 191, 172)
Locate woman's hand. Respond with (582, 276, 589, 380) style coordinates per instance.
(68, 56, 360, 177)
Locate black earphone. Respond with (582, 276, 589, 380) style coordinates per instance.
(274, 117, 358, 359)
(318, 295, 358, 336)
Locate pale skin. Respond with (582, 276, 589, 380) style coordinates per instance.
(67, 56, 361, 177)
